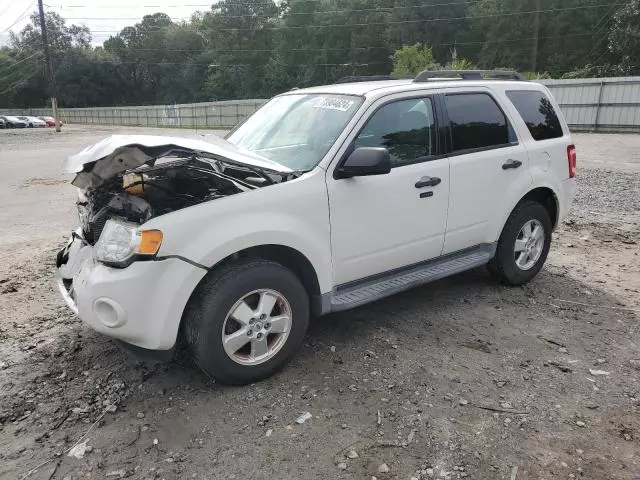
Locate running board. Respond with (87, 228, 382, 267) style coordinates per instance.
(329, 244, 495, 312)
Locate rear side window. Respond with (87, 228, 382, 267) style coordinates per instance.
(445, 93, 516, 153)
(506, 90, 563, 141)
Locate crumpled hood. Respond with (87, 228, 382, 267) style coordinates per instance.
(64, 134, 292, 188)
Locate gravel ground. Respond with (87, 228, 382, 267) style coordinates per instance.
(0, 126, 639, 480)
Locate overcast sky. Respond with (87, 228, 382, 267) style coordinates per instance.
(0, 0, 207, 47)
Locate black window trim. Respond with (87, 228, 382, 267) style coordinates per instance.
(505, 88, 565, 142)
(442, 91, 520, 157)
(332, 93, 446, 179)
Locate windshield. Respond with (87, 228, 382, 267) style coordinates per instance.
(226, 94, 363, 171)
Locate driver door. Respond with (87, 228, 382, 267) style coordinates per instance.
(327, 94, 450, 285)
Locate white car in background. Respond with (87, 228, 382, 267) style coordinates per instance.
(56, 70, 576, 385)
(17, 115, 47, 128)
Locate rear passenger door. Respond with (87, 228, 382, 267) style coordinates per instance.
(442, 89, 532, 255)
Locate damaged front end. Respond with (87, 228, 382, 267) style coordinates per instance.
(54, 134, 296, 351)
(76, 157, 256, 245)
(65, 135, 294, 246)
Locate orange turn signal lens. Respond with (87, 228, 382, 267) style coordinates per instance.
(137, 230, 163, 255)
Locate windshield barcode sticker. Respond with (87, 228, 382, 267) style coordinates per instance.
(311, 97, 355, 112)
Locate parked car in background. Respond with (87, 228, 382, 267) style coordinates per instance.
(0, 117, 5, 129)
(17, 116, 47, 128)
(0, 116, 27, 128)
(39, 116, 63, 127)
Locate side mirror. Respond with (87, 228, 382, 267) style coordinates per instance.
(337, 147, 391, 178)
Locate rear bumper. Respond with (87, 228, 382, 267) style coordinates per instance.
(56, 231, 207, 350)
(557, 177, 576, 225)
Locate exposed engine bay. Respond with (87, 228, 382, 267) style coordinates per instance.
(77, 156, 278, 244)
(64, 135, 298, 245)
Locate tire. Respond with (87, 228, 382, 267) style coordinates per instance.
(183, 259, 309, 385)
(488, 200, 552, 286)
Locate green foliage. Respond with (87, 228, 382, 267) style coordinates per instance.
(0, 0, 638, 108)
(608, 0, 640, 72)
(521, 71, 552, 80)
(561, 62, 634, 79)
(446, 58, 475, 71)
(391, 44, 440, 77)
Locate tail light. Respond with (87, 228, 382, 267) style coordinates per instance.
(567, 145, 576, 178)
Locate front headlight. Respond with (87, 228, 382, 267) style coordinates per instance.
(94, 219, 163, 267)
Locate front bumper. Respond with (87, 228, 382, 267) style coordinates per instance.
(56, 231, 207, 350)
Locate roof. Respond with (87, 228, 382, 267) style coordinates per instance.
(280, 79, 544, 99)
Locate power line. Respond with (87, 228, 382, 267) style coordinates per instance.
(0, 52, 42, 76)
(0, 68, 41, 96)
(584, 2, 620, 61)
(102, 60, 389, 67)
(97, 32, 595, 55)
(0, 51, 42, 83)
(0, 3, 13, 20)
(0, 1, 35, 34)
(0, 58, 40, 85)
(48, 0, 497, 9)
(85, 3, 623, 34)
(56, 0, 551, 21)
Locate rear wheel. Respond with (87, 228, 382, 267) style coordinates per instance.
(488, 201, 552, 285)
(183, 259, 309, 385)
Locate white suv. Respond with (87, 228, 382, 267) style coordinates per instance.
(56, 70, 576, 384)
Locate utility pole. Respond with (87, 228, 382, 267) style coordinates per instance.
(37, 0, 60, 132)
(531, 0, 540, 73)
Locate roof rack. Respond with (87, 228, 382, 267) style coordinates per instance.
(413, 70, 524, 82)
(336, 75, 401, 84)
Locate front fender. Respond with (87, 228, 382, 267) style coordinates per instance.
(144, 170, 333, 294)
(190, 218, 332, 293)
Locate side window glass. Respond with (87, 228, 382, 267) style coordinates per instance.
(506, 90, 563, 141)
(355, 98, 436, 168)
(445, 93, 516, 153)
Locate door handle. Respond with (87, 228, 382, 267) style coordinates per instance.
(502, 159, 522, 170)
(415, 176, 441, 188)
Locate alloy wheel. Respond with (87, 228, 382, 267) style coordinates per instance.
(221, 289, 292, 366)
(514, 219, 545, 270)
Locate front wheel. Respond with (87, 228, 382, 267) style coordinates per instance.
(183, 259, 309, 385)
(488, 201, 552, 286)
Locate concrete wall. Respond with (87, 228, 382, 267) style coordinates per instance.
(2, 77, 640, 132)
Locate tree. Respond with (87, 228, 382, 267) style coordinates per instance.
(1, 0, 637, 108)
(385, 0, 472, 63)
(390, 44, 440, 77)
(468, 0, 614, 76)
(10, 11, 90, 53)
(608, 0, 640, 73)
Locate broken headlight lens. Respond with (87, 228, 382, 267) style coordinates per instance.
(94, 219, 162, 267)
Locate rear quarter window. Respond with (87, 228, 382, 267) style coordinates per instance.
(506, 90, 564, 141)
